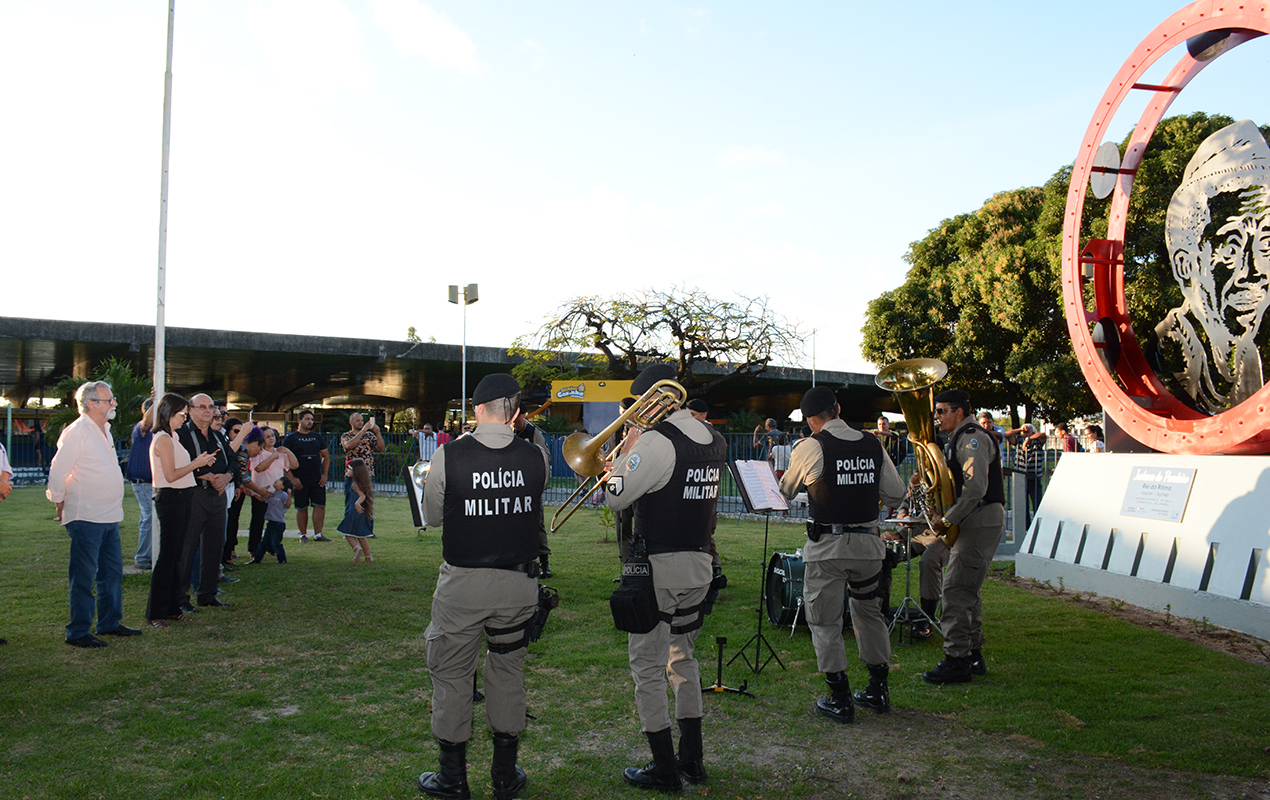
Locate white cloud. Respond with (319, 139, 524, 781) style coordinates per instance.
(674, 7, 710, 39)
(749, 203, 789, 219)
(367, 0, 480, 75)
(245, 0, 369, 99)
(519, 38, 547, 70)
(718, 146, 786, 166)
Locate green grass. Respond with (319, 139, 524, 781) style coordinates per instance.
(0, 485, 1267, 800)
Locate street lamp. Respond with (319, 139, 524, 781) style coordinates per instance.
(448, 283, 479, 428)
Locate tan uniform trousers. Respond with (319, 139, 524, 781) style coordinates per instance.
(940, 503, 1005, 658)
(914, 533, 950, 602)
(425, 564, 538, 743)
(628, 551, 712, 733)
(804, 554, 891, 672)
(629, 584, 709, 732)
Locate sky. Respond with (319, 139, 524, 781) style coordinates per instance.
(3, 1, 1269, 375)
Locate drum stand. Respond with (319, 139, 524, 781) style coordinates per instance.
(701, 636, 754, 697)
(729, 512, 785, 675)
(886, 519, 939, 641)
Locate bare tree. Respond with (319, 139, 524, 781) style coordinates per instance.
(511, 287, 803, 396)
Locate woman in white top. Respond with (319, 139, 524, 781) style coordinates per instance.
(146, 394, 216, 628)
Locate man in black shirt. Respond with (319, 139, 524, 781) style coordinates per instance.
(282, 410, 331, 543)
(177, 394, 250, 609)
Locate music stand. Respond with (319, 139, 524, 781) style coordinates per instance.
(726, 461, 788, 675)
(701, 636, 754, 697)
(882, 517, 939, 641)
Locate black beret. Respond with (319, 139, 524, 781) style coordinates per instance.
(800, 386, 838, 418)
(472, 373, 521, 405)
(686, 398, 709, 414)
(933, 389, 970, 408)
(630, 363, 678, 395)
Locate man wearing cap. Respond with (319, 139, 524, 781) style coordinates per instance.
(778, 386, 906, 723)
(512, 409, 552, 578)
(604, 364, 726, 792)
(921, 389, 1005, 684)
(418, 373, 548, 800)
(1156, 119, 1270, 413)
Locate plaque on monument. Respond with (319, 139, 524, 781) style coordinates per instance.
(1119, 465, 1196, 523)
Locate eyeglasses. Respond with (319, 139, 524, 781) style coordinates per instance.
(91, 397, 118, 405)
(190, 403, 216, 411)
(934, 407, 952, 416)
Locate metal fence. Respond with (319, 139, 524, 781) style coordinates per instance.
(15, 428, 1070, 538)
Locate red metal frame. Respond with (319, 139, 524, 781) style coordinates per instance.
(1062, 1, 1270, 454)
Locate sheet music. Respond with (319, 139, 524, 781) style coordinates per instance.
(733, 460, 790, 512)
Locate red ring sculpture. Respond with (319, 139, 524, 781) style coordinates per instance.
(1062, 0, 1270, 454)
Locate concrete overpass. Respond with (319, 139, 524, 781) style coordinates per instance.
(0, 317, 896, 425)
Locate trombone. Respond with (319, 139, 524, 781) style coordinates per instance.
(549, 378, 687, 532)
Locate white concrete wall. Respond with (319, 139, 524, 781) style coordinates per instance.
(1015, 453, 1270, 640)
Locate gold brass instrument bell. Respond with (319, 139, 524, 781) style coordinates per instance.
(875, 358, 960, 546)
(549, 378, 688, 532)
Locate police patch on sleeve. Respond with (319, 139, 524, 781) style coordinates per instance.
(966, 438, 980, 450)
(607, 475, 624, 496)
(625, 453, 641, 472)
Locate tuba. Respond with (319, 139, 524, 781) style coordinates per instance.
(549, 378, 688, 532)
(875, 358, 960, 546)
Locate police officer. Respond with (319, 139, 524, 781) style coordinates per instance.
(419, 374, 549, 800)
(512, 408, 552, 578)
(778, 386, 906, 723)
(921, 389, 1005, 684)
(604, 364, 726, 792)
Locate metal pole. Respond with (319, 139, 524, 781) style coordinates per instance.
(811, 328, 817, 387)
(154, 0, 175, 398)
(461, 293, 467, 428)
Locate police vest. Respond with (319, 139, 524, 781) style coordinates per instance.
(441, 435, 545, 568)
(806, 430, 883, 524)
(634, 421, 727, 555)
(946, 423, 1006, 506)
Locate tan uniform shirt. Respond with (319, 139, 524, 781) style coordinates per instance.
(604, 408, 714, 589)
(778, 417, 906, 562)
(943, 419, 1000, 525)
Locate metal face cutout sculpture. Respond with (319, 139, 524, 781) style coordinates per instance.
(1062, 1, 1270, 454)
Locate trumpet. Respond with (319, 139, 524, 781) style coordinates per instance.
(549, 378, 687, 532)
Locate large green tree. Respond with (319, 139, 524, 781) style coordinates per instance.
(864, 111, 1256, 425)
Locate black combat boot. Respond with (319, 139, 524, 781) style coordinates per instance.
(970, 648, 987, 676)
(923, 655, 973, 684)
(418, 739, 471, 799)
(676, 717, 707, 785)
(814, 671, 855, 724)
(852, 663, 891, 713)
(491, 732, 528, 800)
(622, 727, 682, 792)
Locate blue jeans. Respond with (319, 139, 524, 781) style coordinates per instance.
(254, 520, 287, 564)
(65, 520, 124, 639)
(131, 482, 155, 568)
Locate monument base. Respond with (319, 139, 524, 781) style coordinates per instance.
(1015, 453, 1270, 641)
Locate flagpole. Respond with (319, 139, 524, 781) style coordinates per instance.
(154, 0, 175, 397)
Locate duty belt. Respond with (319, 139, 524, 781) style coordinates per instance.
(494, 561, 541, 578)
(806, 521, 877, 537)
